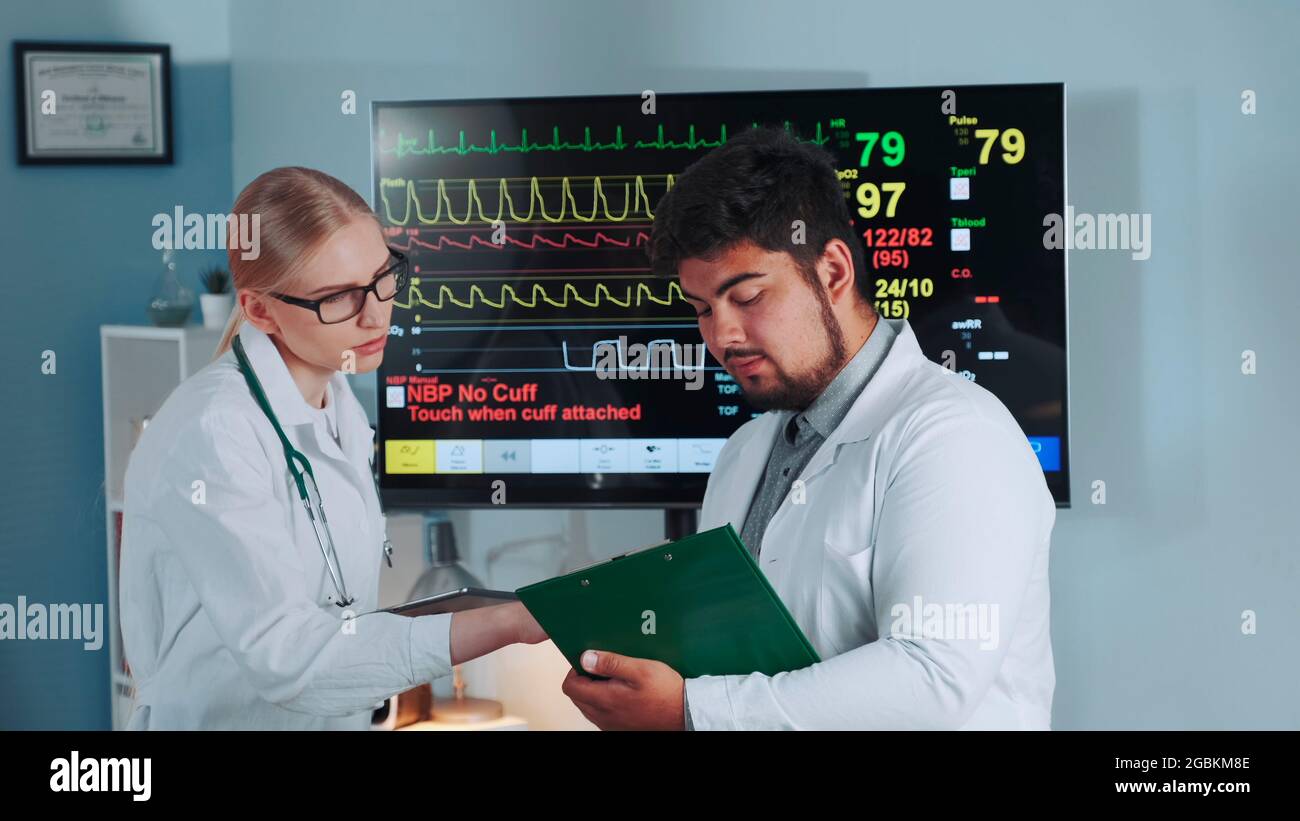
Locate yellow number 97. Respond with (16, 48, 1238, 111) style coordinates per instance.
(855, 181, 906, 219)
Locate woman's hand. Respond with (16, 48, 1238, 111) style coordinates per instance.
(500, 600, 548, 645)
(449, 601, 548, 666)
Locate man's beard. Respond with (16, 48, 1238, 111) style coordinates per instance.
(739, 284, 848, 412)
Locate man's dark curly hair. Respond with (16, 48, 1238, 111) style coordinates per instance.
(648, 125, 870, 306)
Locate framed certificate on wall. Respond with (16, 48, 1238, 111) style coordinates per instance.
(13, 41, 173, 164)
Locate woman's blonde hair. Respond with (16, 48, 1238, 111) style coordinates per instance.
(213, 167, 380, 359)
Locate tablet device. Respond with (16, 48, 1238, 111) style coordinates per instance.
(379, 587, 517, 618)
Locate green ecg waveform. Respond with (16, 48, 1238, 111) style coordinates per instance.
(378, 121, 831, 157)
(379, 175, 673, 226)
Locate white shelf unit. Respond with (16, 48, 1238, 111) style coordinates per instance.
(101, 324, 222, 729)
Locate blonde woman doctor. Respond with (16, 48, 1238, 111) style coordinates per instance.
(120, 167, 545, 729)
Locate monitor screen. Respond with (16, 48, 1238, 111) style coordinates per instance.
(372, 83, 1069, 507)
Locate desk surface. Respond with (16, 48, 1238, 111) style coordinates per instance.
(398, 715, 528, 731)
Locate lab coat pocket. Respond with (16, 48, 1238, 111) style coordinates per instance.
(819, 537, 877, 658)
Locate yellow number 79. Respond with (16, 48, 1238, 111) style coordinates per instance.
(974, 128, 1025, 164)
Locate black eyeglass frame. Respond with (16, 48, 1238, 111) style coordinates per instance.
(271, 247, 409, 324)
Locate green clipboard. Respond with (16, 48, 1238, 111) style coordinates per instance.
(515, 524, 820, 679)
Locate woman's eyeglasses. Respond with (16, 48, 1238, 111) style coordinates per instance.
(271, 248, 409, 324)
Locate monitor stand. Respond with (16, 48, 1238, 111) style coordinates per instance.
(664, 508, 699, 541)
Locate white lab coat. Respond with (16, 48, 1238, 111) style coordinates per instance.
(689, 318, 1057, 730)
(119, 321, 452, 729)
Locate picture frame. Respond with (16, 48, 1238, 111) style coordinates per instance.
(13, 40, 173, 165)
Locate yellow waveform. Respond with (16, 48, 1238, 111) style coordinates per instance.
(378, 175, 674, 226)
(396, 279, 688, 310)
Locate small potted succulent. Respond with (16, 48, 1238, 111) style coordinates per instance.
(198, 265, 234, 329)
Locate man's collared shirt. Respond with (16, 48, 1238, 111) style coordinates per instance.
(738, 318, 898, 561)
(685, 317, 897, 730)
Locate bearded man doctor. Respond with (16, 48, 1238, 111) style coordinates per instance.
(561, 127, 1057, 730)
(120, 167, 545, 729)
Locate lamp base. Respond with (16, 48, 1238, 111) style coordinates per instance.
(430, 696, 504, 723)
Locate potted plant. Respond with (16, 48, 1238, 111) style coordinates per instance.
(198, 265, 234, 329)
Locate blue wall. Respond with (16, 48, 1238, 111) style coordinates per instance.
(3, 0, 1296, 729)
(0, 0, 231, 729)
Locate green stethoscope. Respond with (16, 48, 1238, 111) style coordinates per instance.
(232, 334, 393, 608)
